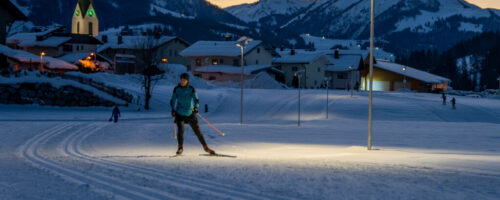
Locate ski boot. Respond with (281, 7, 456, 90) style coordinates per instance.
(176, 146, 183, 156)
(203, 145, 216, 155)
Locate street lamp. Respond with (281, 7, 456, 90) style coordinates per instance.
(324, 76, 332, 119)
(295, 70, 305, 126)
(402, 66, 407, 90)
(368, 0, 375, 150)
(497, 76, 500, 91)
(40, 52, 46, 72)
(236, 36, 253, 125)
(349, 65, 354, 97)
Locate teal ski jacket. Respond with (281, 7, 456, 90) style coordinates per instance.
(170, 84, 199, 117)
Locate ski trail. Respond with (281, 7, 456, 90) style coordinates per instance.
(21, 123, 181, 200)
(73, 123, 294, 200)
(58, 123, 188, 200)
(63, 123, 241, 200)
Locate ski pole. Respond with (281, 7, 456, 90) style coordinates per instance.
(197, 113, 225, 136)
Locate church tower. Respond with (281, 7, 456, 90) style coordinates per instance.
(72, 0, 99, 36)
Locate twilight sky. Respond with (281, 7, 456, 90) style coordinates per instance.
(206, 0, 500, 9)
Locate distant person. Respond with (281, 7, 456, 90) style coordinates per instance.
(451, 98, 456, 110)
(170, 73, 215, 156)
(441, 93, 447, 105)
(111, 105, 121, 123)
(355, 82, 360, 92)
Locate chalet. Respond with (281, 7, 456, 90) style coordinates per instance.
(325, 50, 364, 90)
(180, 40, 273, 71)
(180, 40, 279, 82)
(1, 0, 28, 68)
(273, 49, 332, 88)
(360, 60, 450, 92)
(97, 34, 190, 73)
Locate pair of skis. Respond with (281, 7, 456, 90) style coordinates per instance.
(169, 153, 237, 158)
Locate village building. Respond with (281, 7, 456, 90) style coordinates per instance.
(97, 34, 190, 73)
(360, 60, 450, 92)
(180, 40, 280, 82)
(193, 65, 283, 82)
(7, 27, 102, 57)
(72, 0, 99, 37)
(324, 50, 364, 90)
(1, 0, 28, 68)
(273, 49, 332, 88)
(0, 44, 78, 73)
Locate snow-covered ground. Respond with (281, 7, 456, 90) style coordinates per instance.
(1, 74, 500, 199)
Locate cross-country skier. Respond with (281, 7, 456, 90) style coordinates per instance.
(441, 93, 447, 105)
(451, 97, 456, 110)
(170, 73, 215, 156)
(111, 105, 121, 123)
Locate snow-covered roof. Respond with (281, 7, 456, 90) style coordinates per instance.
(194, 65, 275, 75)
(180, 40, 262, 57)
(7, 32, 72, 48)
(273, 51, 329, 64)
(0, 45, 77, 70)
(325, 55, 363, 72)
(97, 35, 180, 52)
(57, 53, 92, 63)
(375, 60, 450, 84)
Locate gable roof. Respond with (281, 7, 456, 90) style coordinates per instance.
(273, 50, 333, 64)
(8, 31, 72, 48)
(97, 35, 183, 52)
(194, 65, 277, 75)
(179, 40, 263, 57)
(0, 44, 78, 70)
(325, 55, 363, 72)
(1, 0, 28, 21)
(375, 60, 450, 84)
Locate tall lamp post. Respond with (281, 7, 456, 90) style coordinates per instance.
(236, 36, 253, 125)
(368, 0, 375, 150)
(497, 76, 500, 91)
(40, 52, 46, 72)
(402, 66, 407, 90)
(349, 65, 354, 97)
(295, 70, 305, 126)
(324, 76, 332, 119)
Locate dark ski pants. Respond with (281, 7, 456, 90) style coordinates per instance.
(113, 116, 118, 123)
(175, 113, 208, 147)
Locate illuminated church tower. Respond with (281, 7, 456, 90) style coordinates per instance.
(72, 0, 99, 36)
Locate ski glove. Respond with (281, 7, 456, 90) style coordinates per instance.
(193, 107, 199, 114)
(171, 110, 176, 117)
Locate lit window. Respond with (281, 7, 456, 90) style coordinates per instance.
(212, 59, 218, 65)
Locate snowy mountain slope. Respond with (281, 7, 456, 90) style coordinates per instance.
(225, 0, 315, 23)
(228, 0, 500, 53)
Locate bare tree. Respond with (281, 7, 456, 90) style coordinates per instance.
(135, 35, 165, 110)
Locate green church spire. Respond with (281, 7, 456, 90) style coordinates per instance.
(78, 0, 94, 17)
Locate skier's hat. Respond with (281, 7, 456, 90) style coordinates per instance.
(180, 73, 190, 81)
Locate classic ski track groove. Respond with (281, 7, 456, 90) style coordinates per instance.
(61, 123, 188, 200)
(64, 123, 242, 200)
(72, 123, 292, 200)
(22, 123, 182, 200)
